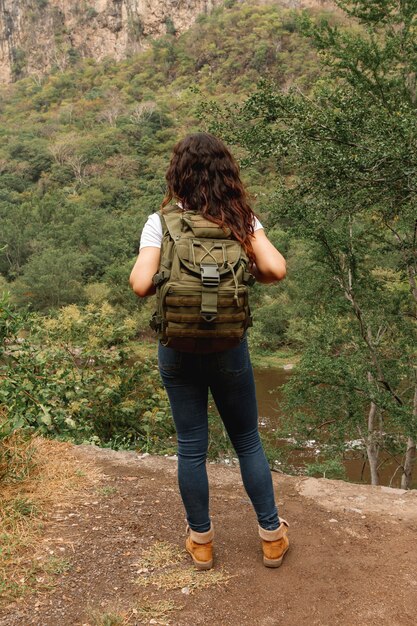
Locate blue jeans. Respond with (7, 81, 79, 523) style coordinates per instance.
(158, 337, 279, 532)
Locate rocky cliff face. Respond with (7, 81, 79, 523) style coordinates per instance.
(0, 0, 333, 83)
(0, 0, 221, 82)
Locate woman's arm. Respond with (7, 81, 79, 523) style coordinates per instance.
(250, 228, 286, 283)
(129, 247, 161, 297)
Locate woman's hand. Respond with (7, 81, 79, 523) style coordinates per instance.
(250, 229, 286, 283)
(129, 247, 161, 297)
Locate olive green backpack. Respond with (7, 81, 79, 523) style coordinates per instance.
(150, 205, 255, 352)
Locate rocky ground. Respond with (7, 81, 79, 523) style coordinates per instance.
(2, 445, 417, 626)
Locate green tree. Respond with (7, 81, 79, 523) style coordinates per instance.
(12, 247, 86, 310)
(203, 0, 417, 487)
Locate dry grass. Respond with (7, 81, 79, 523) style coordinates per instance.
(134, 541, 184, 570)
(133, 540, 234, 594)
(0, 432, 102, 605)
(0, 425, 37, 483)
(86, 598, 180, 626)
(135, 566, 233, 593)
(87, 610, 129, 626)
(133, 598, 181, 623)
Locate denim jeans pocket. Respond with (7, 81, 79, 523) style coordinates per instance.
(216, 338, 249, 376)
(158, 342, 182, 372)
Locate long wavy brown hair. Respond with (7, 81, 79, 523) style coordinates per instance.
(162, 132, 257, 260)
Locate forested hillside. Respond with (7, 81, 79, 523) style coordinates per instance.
(0, 1, 327, 313)
(1, 0, 416, 493)
(0, 0, 329, 463)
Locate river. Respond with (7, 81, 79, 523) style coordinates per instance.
(253, 367, 415, 489)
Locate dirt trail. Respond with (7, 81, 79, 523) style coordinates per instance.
(2, 445, 417, 626)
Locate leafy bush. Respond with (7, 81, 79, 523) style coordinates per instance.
(251, 298, 289, 351)
(305, 458, 347, 480)
(0, 293, 174, 450)
(11, 248, 87, 311)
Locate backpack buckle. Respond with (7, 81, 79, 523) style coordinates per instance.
(153, 270, 169, 286)
(150, 313, 161, 331)
(200, 263, 220, 287)
(243, 270, 256, 287)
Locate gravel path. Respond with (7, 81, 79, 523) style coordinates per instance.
(2, 446, 417, 626)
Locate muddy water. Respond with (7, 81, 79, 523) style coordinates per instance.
(253, 367, 415, 489)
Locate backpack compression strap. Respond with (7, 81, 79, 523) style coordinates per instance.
(200, 262, 220, 322)
(152, 211, 173, 287)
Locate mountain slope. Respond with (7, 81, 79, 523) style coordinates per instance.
(0, 0, 224, 82)
(0, 0, 328, 310)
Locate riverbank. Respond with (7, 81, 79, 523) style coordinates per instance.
(128, 340, 416, 489)
(2, 443, 416, 625)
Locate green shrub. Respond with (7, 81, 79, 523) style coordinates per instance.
(0, 293, 174, 449)
(305, 458, 347, 480)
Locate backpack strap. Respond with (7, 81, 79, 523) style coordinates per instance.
(162, 209, 184, 242)
(152, 210, 174, 287)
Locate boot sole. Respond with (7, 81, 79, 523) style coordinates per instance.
(263, 545, 289, 568)
(186, 545, 213, 570)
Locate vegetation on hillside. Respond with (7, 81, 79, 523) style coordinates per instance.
(0, 0, 326, 469)
(0, 1, 326, 315)
(1, 0, 415, 489)
(203, 0, 417, 488)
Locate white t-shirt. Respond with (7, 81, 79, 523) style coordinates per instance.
(140, 212, 263, 250)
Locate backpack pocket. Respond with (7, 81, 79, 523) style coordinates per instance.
(163, 285, 248, 339)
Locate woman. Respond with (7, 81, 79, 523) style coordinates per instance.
(129, 132, 289, 570)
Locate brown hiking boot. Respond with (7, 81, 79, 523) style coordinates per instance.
(185, 523, 214, 570)
(258, 518, 289, 568)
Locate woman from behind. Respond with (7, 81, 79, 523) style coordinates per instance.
(129, 132, 289, 570)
